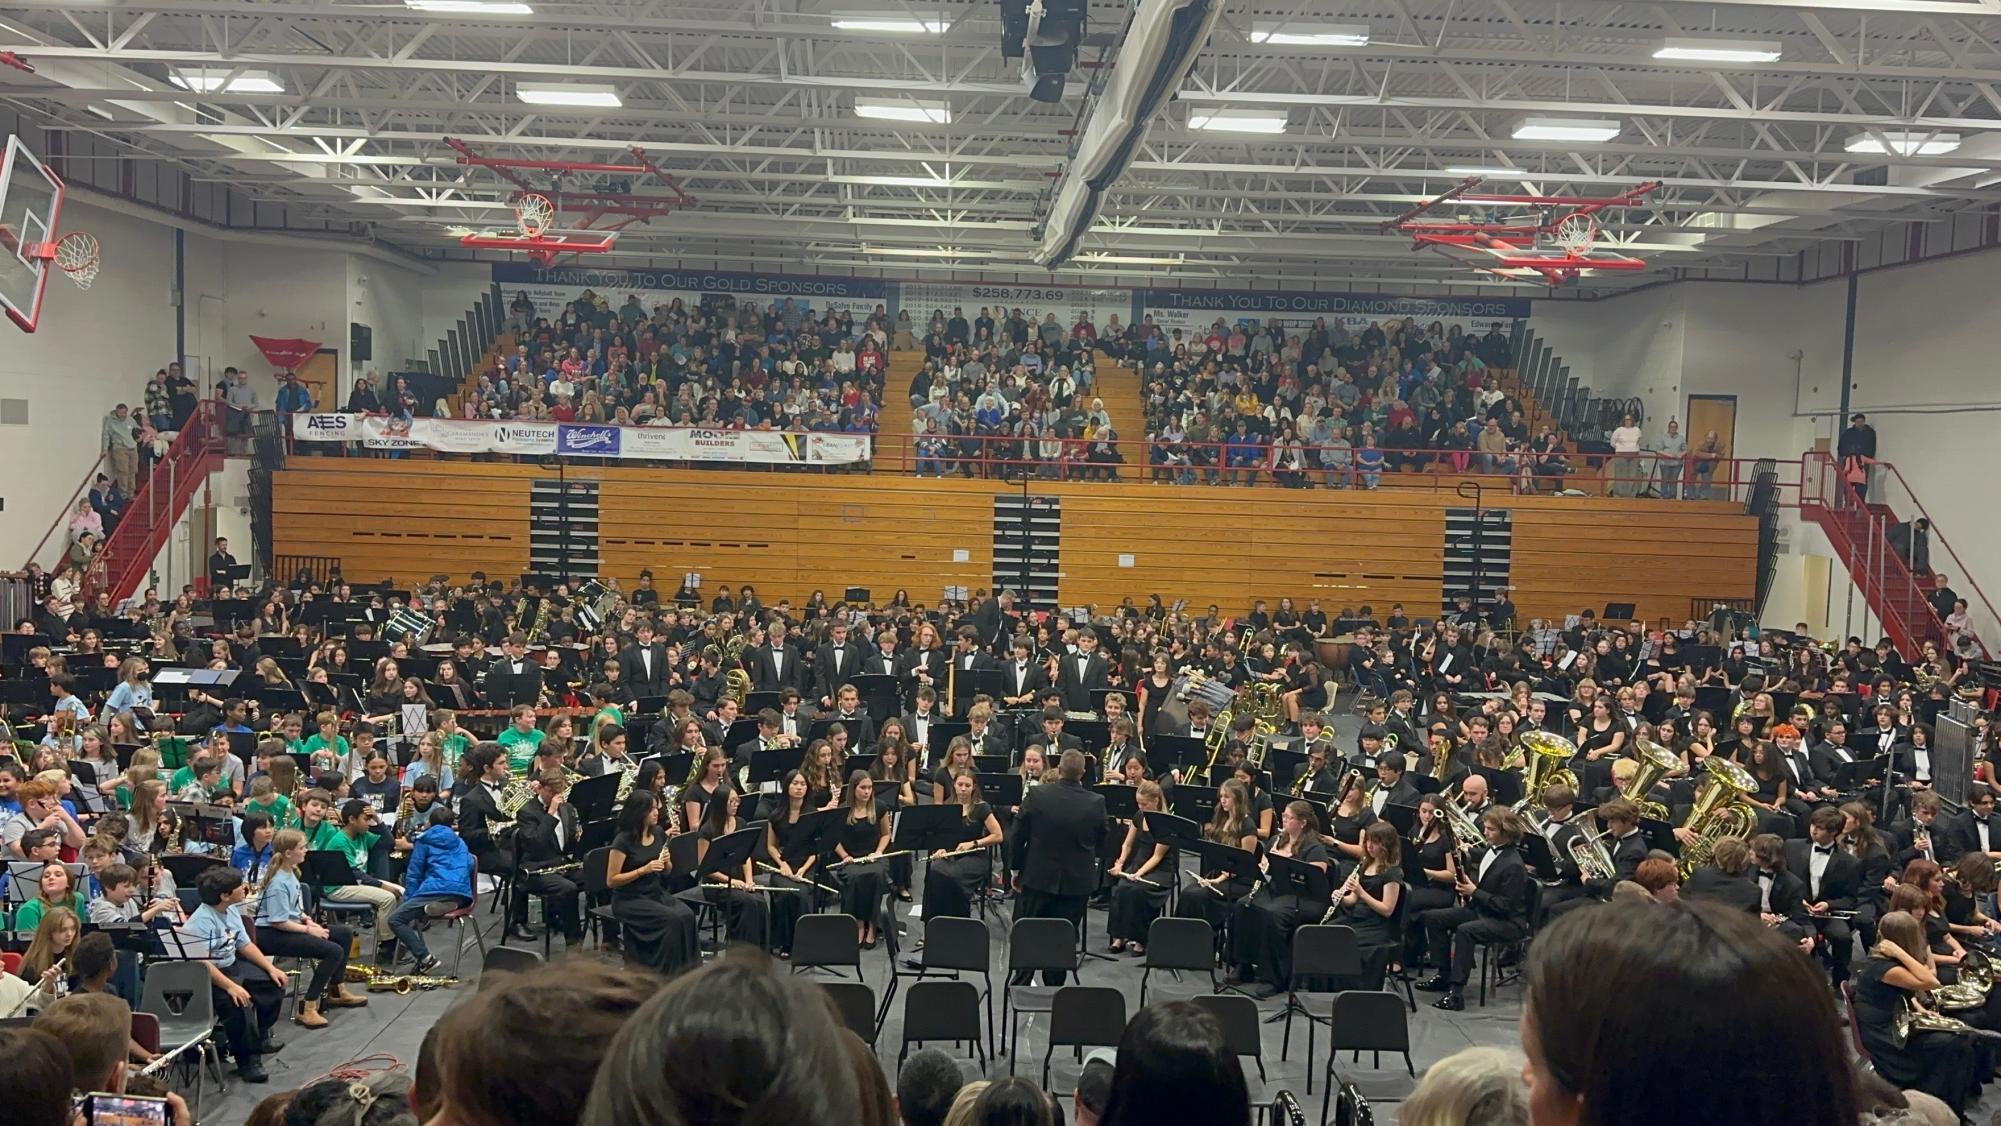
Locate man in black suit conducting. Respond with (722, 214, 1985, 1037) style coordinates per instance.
(1010, 749, 1105, 984)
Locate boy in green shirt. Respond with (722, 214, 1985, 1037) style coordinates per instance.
(300, 712, 350, 780)
(495, 705, 544, 775)
(318, 797, 405, 958)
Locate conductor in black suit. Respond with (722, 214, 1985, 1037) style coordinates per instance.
(486, 632, 543, 708)
(1417, 805, 1529, 1011)
(1056, 629, 1111, 714)
(618, 620, 672, 699)
(974, 590, 1017, 655)
(1009, 749, 1106, 984)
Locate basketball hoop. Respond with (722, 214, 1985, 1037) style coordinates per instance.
(514, 194, 554, 238)
(1553, 214, 1600, 255)
(51, 231, 99, 290)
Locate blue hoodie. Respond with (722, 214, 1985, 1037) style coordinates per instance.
(403, 823, 475, 903)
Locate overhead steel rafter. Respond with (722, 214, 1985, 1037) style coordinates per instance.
(2, 0, 2000, 290)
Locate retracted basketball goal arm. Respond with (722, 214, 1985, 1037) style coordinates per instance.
(445, 138, 696, 263)
(1382, 177, 1660, 287)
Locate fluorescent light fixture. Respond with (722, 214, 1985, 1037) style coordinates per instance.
(831, 11, 950, 33)
(1443, 166, 1530, 177)
(1845, 129, 1960, 156)
(862, 245, 993, 258)
(169, 67, 284, 94)
(1075, 253, 1186, 265)
(405, 0, 534, 13)
(1653, 36, 1781, 63)
(854, 97, 952, 124)
(515, 82, 622, 107)
(1190, 112, 1288, 134)
(1248, 22, 1369, 47)
(848, 174, 955, 187)
(1512, 116, 1621, 142)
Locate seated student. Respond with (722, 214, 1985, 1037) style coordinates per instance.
(16, 861, 87, 932)
(86, 863, 181, 930)
(386, 805, 474, 976)
(66, 933, 152, 1061)
(182, 866, 288, 1082)
(312, 798, 407, 960)
(254, 828, 368, 1030)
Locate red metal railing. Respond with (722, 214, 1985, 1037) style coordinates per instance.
(86, 401, 227, 603)
(24, 449, 108, 572)
(1801, 451, 1994, 658)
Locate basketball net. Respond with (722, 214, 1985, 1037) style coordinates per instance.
(52, 231, 99, 290)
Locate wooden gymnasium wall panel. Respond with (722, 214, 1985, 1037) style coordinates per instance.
(1505, 500, 1758, 626)
(273, 462, 532, 582)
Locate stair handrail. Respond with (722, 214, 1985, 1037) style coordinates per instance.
(86, 401, 227, 603)
(1802, 451, 1995, 659)
(24, 450, 109, 573)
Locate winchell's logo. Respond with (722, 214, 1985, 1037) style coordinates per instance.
(559, 425, 621, 454)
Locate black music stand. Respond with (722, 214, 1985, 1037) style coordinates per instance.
(159, 853, 225, 889)
(68, 760, 112, 815)
(1192, 840, 1259, 887)
(1092, 783, 1138, 821)
(1171, 784, 1218, 827)
(1521, 833, 1563, 883)
(747, 748, 806, 793)
(850, 673, 901, 724)
(977, 773, 1024, 810)
(697, 826, 764, 882)
(1379, 802, 1419, 839)
(1151, 735, 1208, 777)
(568, 772, 621, 827)
(1257, 852, 1333, 1018)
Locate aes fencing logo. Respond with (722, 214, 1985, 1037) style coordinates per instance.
(303, 414, 354, 435)
(558, 424, 621, 455)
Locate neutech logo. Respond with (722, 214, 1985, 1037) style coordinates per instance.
(559, 425, 621, 455)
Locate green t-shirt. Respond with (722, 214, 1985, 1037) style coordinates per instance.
(310, 820, 380, 893)
(497, 727, 545, 773)
(16, 893, 87, 932)
(301, 733, 350, 777)
(244, 793, 297, 830)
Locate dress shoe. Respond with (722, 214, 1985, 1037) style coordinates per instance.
(1432, 990, 1465, 1012)
(1415, 974, 1451, 993)
(1247, 982, 1280, 1000)
(237, 1060, 270, 1084)
(506, 924, 540, 943)
(257, 1035, 285, 1054)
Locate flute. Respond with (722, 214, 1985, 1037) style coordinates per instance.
(1119, 870, 1163, 888)
(829, 849, 913, 869)
(756, 861, 840, 896)
(928, 844, 990, 861)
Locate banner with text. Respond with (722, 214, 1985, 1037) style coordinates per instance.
(291, 414, 871, 464)
(1139, 288, 1532, 334)
(897, 283, 1132, 336)
(492, 263, 888, 318)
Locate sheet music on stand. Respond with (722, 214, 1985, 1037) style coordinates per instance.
(1527, 627, 1561, 657)
(682, 572, 702, 590)
(943, 585, 968, 602)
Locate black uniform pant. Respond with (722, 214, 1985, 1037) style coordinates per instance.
(1011, 887, 1086, 985)
(214, 959, 285, 1064)
(1419, 906, 1525, 987)
(514, 867, 581, 938)
(255, 924, 354, 1001)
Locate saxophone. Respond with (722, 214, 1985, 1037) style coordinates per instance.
(345, 964, 460, 993)
(525, 597, 551, 645)
(1673, 757, 1760, 879)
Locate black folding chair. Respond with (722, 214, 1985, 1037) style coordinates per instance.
(899, 979, 987, 1071)
(1042, 985, 1126, 1093)
(1002, 917, 1078, 1064)
(1139, 916, 1217, 1005)
(792, 912, 866, 982)
(822, 980, 880, 1046)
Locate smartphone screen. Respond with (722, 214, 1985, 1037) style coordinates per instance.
(83, 1093, 169, 1126)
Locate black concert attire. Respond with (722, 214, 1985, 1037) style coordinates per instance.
(1009, 777, 1108, 984)
(607, 828, 700, 973)
(1329, 863, 1406, 991)
(1851, 954, 1977, 1113)
(1107, 820, 1176, 945)
(1230, 837, 1331, 990)
(513, 797, 583, 941)
(695, 820, 772, 950)
(1419, 842, 1527, 989)
(832, 810, 888, 934)
(458, 775, 513, 893)
(1176, 827, 1256, 952)
(921, 801, 995, 922)
(1401, 827, 1458, 968)
(1785, 838, 1863, 982)
(765, 806, 824, 953)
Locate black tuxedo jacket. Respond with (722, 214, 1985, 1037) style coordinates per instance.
(1466, 847, 1528, 922)
(749, 642, 805, 695)
(618, 642, 672, 698)
(1584, 831, 1650, 898)
(1011, 779, 1107, 897)
(1956, 810, 2001, 857)
(1056, 652, 1110, 713)
(515, 797, 581, 870)
(1890, 817, 1964, 866)
(1683, 866, 1761, 913)
(973, 598, 1014, 654)
(862, 651, 902, 679)
(1000, 661, 1049, 703)
(813, 641, 866, 700)
(1754, 867, 1808, 921)
(485, 656, 543, 708)
(1783, 840, 1863, 909)
(457, 779, 506, 855)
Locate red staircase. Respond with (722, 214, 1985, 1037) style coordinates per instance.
(1799, 451, 1995, 658)
(84, 402, 228, 603)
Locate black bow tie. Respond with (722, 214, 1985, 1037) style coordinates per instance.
(1758, 871, 1774, 881)
(1813, 845, 1834, 855)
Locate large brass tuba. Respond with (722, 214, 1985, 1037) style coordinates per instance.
(1623, 735, 1684, 823)
(1674, 756, 1760, 878)
(1511, 731, 1579, 812)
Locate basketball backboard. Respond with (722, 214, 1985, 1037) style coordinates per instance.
(0, 135, 66, 332)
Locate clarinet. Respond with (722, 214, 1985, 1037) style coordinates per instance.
(1321, 866, 1361, 924)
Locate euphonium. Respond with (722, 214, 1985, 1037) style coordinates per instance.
(1674, 757, 1760, 879)
(1512, 730, 1579, 812)
(1623, 735, 1683, 823)
(1564, 817, 1618, 882)
(1442, 796, 1487, 863)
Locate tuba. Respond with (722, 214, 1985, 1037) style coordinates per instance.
(1512, 731, 1579, 812)
(1674, 757, 1760, 878)
(1623, 735, 1684, 823)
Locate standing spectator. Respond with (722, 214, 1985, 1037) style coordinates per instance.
(142, 369, 173, 431)
(1607, 413, 1643, 497)
(275, 371, 315, 417)
(87, 474, 125, 533)
(68, 498, 103, 545)
(164, 362, 198, 427)
(224, 367, 260, 451)
(1838, 411, 1877, 500)
(347, 372, 383, 414)
(1656, 418, 1687, 499)
(101, 404, 138, 495)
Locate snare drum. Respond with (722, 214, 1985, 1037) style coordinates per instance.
(383, 607, 436, 647)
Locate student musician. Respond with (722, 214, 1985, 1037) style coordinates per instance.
(1329, 821, 1405, 991)
(1546, 798, 1648, 920)
(764, 770, 827, 953)
(1106, 780, 1175, 955)
(1785, 806, 1864, 984)
(1174, 779, 1260, 945)
(514, 769, 584, 948)
(1530, 783, 1590, 911)
(1322, 770, 1377, 864)
(1416, 805, 1528, 1012)
(1851, 910, 1978, 1116)
(920, 768, 1003, 923)
(830, 771, 890, 949)
(604, 791, 700, 974)
(695, 788, 774, 951)
(680, 748, 733, 832)
(1228, 799, 1331, 997)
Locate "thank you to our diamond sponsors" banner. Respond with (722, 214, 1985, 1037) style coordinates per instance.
(290, 415, 871, 465)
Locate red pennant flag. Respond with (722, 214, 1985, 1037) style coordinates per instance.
(250, 335, 322, 369)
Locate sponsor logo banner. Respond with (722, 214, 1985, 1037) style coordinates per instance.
(558, 424, 622, 456)
(289, 415, 868, 465)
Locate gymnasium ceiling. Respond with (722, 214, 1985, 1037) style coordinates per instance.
(4, 0, 2001, 292)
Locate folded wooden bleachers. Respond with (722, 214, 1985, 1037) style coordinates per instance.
(274, 459, 1755, 625)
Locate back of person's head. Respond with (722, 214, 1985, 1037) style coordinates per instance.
(1099, 1002, 1250, 1126)
(1074, 1050, 1115, 1126)
(0, 1027, 74, 1126)
(1057, 749, 1086, 782)
(582, 947, 860, 1126)
(897, 1047, 965, 1126)
(432, 959, 657, 1126)
(1522, 899, 1858, 1126)
(32, 991, 130, 1092)
(840, 1028, 896, 1126)
(1399, 1046, 1528, 1126)
(72, 931, 117, 984)
(942, 1082, 991, 1126)
(285, 1073, 418, 1126)
(971, 1076, 1058, 1126)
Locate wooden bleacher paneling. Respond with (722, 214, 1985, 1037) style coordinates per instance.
(272, 460, 1754, 624)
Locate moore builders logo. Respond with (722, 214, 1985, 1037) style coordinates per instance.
(558, 424, 621, 455)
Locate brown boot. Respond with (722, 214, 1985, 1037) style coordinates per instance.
(324, 985, 369, 1009)
(294, 999, 329, 1029)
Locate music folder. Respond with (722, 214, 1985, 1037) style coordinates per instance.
(1472, 765, 1524, 808)
(1521, 833, 1563, 881)
(303, 850, 359, 888)
(888, 804, 965, 855)
(1262, 852, 1332, 903)
(1193, 840, 1259, 883)
(976, 772, 1023, 809)
(1092, 783, 1138, 821)
(1640, 817, 1681, 856)
(1142, 811, 1203, 853)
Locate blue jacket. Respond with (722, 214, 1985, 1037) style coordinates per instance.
(403, 823, 475, 903)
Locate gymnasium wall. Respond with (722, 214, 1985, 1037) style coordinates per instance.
(272, 459, 1757, 627)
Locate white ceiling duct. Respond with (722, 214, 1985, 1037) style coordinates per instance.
(1033, 0, 1224, 269)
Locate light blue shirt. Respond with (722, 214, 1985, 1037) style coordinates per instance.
(254, 869, 304, 927)
(105, 681, 153, 719)
(187, 902, 249, 968)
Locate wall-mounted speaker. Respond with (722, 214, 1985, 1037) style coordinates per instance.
(350, 322, 373, 363)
